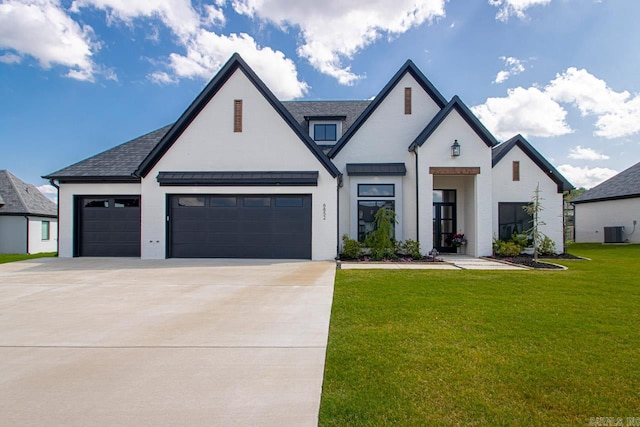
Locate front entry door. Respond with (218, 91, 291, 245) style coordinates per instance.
(433, 190, 456, 253)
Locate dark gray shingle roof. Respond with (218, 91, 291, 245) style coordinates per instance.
(44, 125, 172, 182)
(572, 161, 640, 203)
(0, 170, 57, 217)
(282, 101, 371, 135)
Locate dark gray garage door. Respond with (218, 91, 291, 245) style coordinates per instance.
(76, 196, 141, 257)
(169, 195, 312, 259)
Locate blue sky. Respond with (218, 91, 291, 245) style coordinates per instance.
(1, 0, 639, 199)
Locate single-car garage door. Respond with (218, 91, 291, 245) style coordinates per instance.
(76, 196, 141, 257)
(169, 194, 312, 259)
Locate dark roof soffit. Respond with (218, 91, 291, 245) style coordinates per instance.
(408, 96, 498, 152)
(346, 163, 407, 176)
(157, 171, 319, 187)
(492, 134, 574, 193)
(572, 193, 640, 204)
(304, 115, 346, 121)
(136, 53, 340, 179)
(53, 176, 141, 184)
(328, 60, 447, 158)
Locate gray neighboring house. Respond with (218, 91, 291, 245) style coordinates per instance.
(0, 170, 58, 254)
(572, 161, 640, 244)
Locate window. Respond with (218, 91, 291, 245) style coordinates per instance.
(114, 198, 139, 208)
(433, 190, 456, 203)
(358, 200, 395, 242)
(84, 199, 109, 208)
(498, 202, 532, 240)
(234, 99, 243, 132)
(404, 87, 412, 115)
(275, 197, 303, 207)
(41, 221, 50, 240)
(244, 197, 270, 207)
(210, 197, 236, 207)
(313, 124, 337, 141)
(178, 197, 205, 207)
(513, 161, 520, 181)
(358, 184, 395, 197)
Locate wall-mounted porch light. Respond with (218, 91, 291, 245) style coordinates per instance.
(451, 140, 461, 157)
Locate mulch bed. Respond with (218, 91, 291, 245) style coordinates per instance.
(489, 253, 583, 269)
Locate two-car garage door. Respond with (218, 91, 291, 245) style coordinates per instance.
(168, 194, 312, 259)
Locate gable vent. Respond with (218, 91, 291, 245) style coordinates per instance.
(404, 87, 412, 115)
(234, 99, 243, 132)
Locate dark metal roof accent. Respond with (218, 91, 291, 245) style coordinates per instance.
(491, 134, 574, 193)
(157, 171, 319, 187)
(572, 161, 640, 204)
(283, 101, 370, 135)
(136, 53, 340, 179)
(0, 170, 57, 217)
(328, 60, 448, 159)
(408, 95, 498, 152)
(43, 125, 171, 181)
(346, 163, 407, 176)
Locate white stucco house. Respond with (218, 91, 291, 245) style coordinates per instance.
(572, 161, 640, 244)
(44, 54, 572, 260)
(0, 170, 58, 254)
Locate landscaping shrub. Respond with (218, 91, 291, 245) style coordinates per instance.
(539, 236, 557, 255)
(341, 234, 363, 259)
(398, 239, 422, 260)
(493, 239, 522, 257)
(364, 207, 396, 256)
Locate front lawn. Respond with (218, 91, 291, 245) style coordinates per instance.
(319, 244, 640, 426)
(0, 252, 57, 264)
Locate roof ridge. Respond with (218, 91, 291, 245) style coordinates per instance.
(4, 170, 28, 212)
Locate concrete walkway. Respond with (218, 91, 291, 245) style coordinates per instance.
(339, 255, 525, 270)
(0, 258, 336, 427)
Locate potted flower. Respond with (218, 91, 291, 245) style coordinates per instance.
(452, 233, 467, 254)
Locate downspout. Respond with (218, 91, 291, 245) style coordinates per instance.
(49, 179, 60, 255)
(24, 215, 30, 254)
(409, 145, 419, 246)
(336, 174, 343, 259)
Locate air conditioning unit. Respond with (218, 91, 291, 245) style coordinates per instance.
(603, 226, 624, 243)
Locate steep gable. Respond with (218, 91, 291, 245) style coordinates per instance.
(136, 53, 339, 178)
(409, 96, 497, 151)
(328, 60, 447, 159)
(492, 134, 573, 193)
(0, 170, 57, 217)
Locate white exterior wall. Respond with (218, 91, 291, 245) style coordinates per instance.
(141, 69, 338, 260)
(0, 216, 27, 253)
(332, 73, 441, 247)
(57, 183, 141, 257)
(575, 198, 640, 243)
(417, 110, 493, 257)
(492, 147, 565, 253)
(27, 216, 58, 254)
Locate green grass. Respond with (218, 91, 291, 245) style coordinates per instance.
(319, 244, 640, 426)
(0, 252, 57, 264)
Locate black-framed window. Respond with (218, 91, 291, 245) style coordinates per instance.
(84, 199, 109, 208)
(433, 190, 456, 203)
(41, 221, 50, 240)
(358, 184, 395, 197)
(178, 197, 205, 207)
(314, 124, 337, 141)
(210, 197, 237, 207)
(498, 202, 532, 240)
(275, 197, 303, 207)
(114, 198, 139, 208)
(244, 197, 271, 207)
(358, 200, 395, 242)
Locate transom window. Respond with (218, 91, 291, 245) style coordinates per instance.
(498, 202, 532, 240)
(313, 124, 337, 141)
(358, 184, 395, 197)
(433, 190, 455, 203)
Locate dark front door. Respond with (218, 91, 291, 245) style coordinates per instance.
(433, 190, 456, 253)
(168, 194, 312, 259)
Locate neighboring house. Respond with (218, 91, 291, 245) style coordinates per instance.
(0, 170, 58, 254)
(44, 53, 572, 260)
(572, 161, 640, 244)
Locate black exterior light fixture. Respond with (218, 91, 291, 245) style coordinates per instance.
(451, 139, 461, 157)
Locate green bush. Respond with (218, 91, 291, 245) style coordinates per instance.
(539, 236, 557, 255)
(370, 247, 397, 261)
(493, 239, 522, 257)
(341, 234, 363, 259)
(398, 239, 422, 260)
(510, 233, 529, 248)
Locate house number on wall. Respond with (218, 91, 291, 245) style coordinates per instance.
(322, 203, 327, 220)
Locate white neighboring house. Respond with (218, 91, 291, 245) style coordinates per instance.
(0, 170, 58, 254)
(572, 161, 640, 244)
(44, 54, 572, 260)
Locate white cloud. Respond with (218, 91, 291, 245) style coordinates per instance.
(557, 164, 617, 189)
(0, 0, 97, 81)
(168, 31, 308, 99)
(148, 71, 176, 85)
(489, 0, 552, 21)
(494, 56, 526, 84)
(37, 184, 58, 203)
(472, 86, 572, 140)
(231, 0, 446, 85)
(546, 67, 640, 139)
(568, 145, 609, 161)
(0, 52, 21, 63)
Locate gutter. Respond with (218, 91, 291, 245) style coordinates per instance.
(336, 174, 343, 259)
(24, 215, 29, 254)
(49, 179, 60, 255)
(409, 145, 420, 247)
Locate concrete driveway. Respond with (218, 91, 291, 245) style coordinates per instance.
(0, 258, 336, 426)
